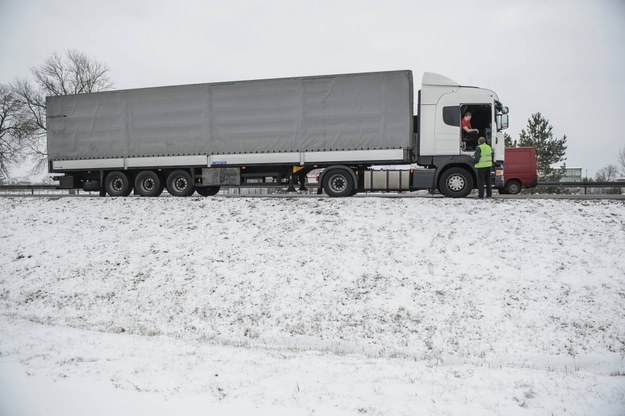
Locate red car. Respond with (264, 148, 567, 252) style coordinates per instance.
(499, 147, 538, 194)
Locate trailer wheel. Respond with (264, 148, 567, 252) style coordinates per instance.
(135, 171, 163, 197)
(323, 169, 354, 197)
(438, 167, 473, 198)
(166, 170, 194, 197)
(105, 171, 132, 197)
(196, 186, 221, 197)
(505, 179, 522, 195)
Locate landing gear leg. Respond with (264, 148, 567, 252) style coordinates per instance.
(287, 174, 296, 192)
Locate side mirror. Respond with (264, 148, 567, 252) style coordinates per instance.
(501, 114, 509, 129)
(496, 114, 509, 130)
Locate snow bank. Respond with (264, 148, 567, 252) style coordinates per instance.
(1, 196, 624, 414)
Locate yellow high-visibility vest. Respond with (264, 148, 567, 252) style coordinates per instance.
(475, 144, 493, 168)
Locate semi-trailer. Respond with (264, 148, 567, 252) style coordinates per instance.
(46, 70, 509, 197)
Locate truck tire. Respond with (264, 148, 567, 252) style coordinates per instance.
(135, 171, 163, 197)
(166, 170, 194, 197)
(505, 179, 522, 195)
(196, 186, 220, 197)
(438, 167, 473, 198)
(105, 171, 132, 197)
(323, 169, 354, 197)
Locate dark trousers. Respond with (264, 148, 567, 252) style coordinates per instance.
(476, 167, 492, 198)
(463, 131, 479, 149)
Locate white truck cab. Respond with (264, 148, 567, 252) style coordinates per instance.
(419, 72, 508, 163)
(409, 72, 509, 196)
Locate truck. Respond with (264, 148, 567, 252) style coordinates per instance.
(498, 147, 538, 194)
(46, 70, 509, 198)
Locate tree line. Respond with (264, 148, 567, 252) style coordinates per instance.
(0, 50, 112, 182)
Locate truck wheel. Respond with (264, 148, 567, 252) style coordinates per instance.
(135, 171, 163, 197)
(323, 169, 354, 197)
(105, 171, 132, 197)
(166, 170, 194, 197)
(438, 167, 473, 198)
(505, 179, 522, 195)
(196, 186, 220, 197)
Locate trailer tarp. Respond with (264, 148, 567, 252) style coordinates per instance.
(46, 71, 413, 160)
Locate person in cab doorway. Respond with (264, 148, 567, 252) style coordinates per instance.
(473, 137, 493, 198)
(461, 112, 479, 150)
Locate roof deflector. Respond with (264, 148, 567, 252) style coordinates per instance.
(422, 72, 460, 87)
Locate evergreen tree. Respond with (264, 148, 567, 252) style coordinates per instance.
(504, 132, 516, 147)
(518, 112, 567, 180)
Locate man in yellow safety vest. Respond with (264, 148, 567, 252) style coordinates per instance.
(473, 137, 493, 198)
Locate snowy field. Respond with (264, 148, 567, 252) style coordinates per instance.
(0, 195, 624, 415)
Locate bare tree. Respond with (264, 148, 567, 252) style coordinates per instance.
(11, 50, 113, 173)
(618, 146, 625, 176)
(31, 50, 113, 96)
(595, 164, 619, 181)
(595, 164, 620, 194)
(0, 85, 19, 182)
(10, 80, 47, 173)
(0, 84, 36, 182)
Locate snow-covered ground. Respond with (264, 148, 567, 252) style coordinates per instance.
(0, 195, 624, 415)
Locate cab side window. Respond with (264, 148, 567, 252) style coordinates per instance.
(442, 106, 460, 126)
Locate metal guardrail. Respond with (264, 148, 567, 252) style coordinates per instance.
(0, 185, 57, 190)
(538, 181, 625, 195)
(1, 182, 623, 197)
(0, 184, 95, 196)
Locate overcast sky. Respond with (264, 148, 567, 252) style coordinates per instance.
(1, 0, 624, 175)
